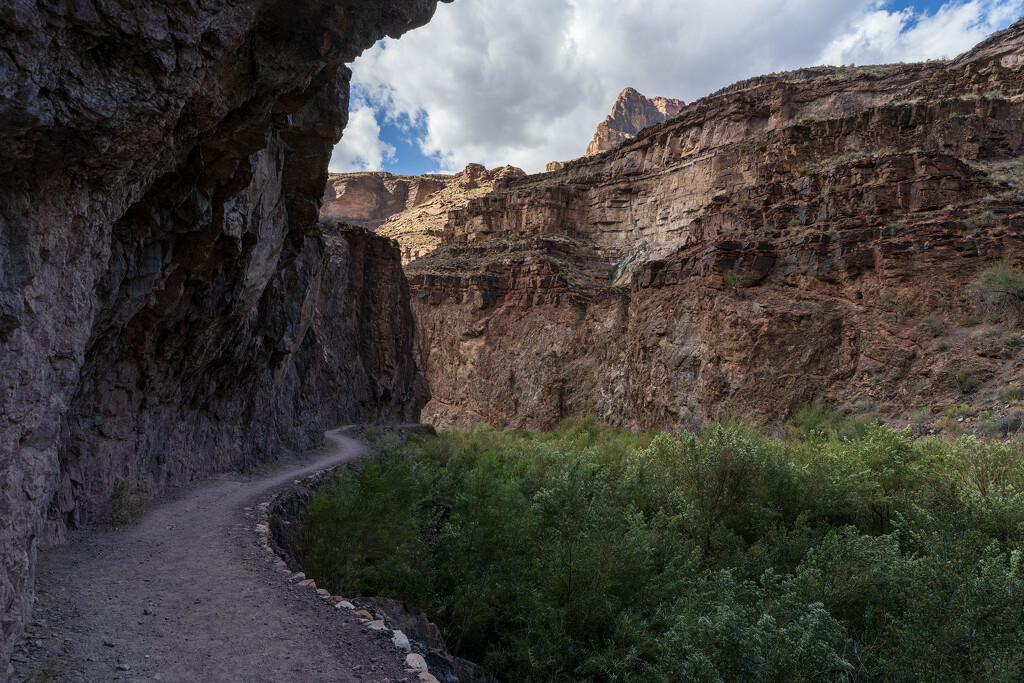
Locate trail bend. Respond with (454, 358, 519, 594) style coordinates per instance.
(14, 431, 404, 682)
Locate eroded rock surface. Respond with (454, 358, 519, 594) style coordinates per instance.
(326, 163, 526, 264)
(321, 172, 450, 229)
(409, 22, 1024, 432)
(0, 0, 444, 671)
(586, 87, 685, 156)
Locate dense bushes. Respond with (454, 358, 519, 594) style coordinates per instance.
(297, 420, 1024, 681)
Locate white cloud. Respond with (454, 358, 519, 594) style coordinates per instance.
(820, 0, 1024, 66)
(328, 99, 396, 173)
(332, 0, 1023, 174)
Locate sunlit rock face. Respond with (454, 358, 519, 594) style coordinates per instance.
(321, 173, 450, 229)
(409, 22, 1024, 433)
(323, 164, 527, 264)
(586, 87, 685, 156)
(0, 0, 445, 669)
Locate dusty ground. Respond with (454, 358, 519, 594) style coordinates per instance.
(12, 434, 411, 683)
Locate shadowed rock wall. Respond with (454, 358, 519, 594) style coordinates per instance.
(0, 0, 444, 671)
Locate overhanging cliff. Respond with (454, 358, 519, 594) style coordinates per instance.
(0, 0, 444, 671)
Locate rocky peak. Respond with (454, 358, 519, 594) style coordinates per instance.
(455, 163, 526, 187)
(586, 87, 684, 155)
(455, 163, 488, 187)
(491, 164, 529, 182)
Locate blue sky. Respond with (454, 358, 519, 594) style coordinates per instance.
(332, 0, 1023, 176)
(906, 0, 985, 15)
(373, 113, 436, 177)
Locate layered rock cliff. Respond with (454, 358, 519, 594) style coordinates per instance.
(586, 87, 685, 156)
(410, 22, 1024, 433)
(321, 172, 450, 229)
(0, 0, 444, 671)
(324, 163, 526, 263)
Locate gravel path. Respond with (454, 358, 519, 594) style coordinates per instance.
(12, 432, 411, 683)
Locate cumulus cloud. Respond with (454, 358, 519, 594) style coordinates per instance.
(333, 0, 1023, 174)
(821, 0, 1023, 65)
(328, 99, 396, 172)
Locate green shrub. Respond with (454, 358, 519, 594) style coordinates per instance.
(297, 451, 429, 598)
(980, 418, 1003, 438)
(959, 314, 983, 327)
(922, 313, 945, 337)
(789, 400, 874, 440)
(110, 479, 150, 524)
(978, 261, 1024, 306)
(999, 386, 1024, 403)
(966, 210, 996, 228)
(1005, 332, 1024, 347)
(939, 415, 962, 436)
(895, 299, 915, 316)
(725, 270, 748, 293)
(910, 407, 933, 424)
(935, 340, 951, 352)
(953, 369, 981, 394)
(944, 403, 974, 419)
(23, 659, 70, 683)
(972, 325, 1003, 340)
(297, 424, 1024, 682)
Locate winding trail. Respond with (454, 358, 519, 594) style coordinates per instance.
(14, 431, 409, 682)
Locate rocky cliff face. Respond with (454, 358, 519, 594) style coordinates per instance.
(327, 163, 526, 264)
(321, 172, 450, 229)
(410, 22, 1024, 433)
(586, 87, 685, 156)
(0, 0, 443, 671)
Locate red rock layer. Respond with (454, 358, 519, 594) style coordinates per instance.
(409, 22, 1024, 432)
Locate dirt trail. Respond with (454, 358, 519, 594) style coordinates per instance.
(12, 432, 409, 683)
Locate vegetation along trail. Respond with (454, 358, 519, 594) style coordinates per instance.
(299, 421, 1024, 681)
(13, 432, 406, 683)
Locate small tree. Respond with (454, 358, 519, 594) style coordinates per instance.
(978, 260, 1024, 306)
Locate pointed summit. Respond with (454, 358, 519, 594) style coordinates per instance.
(586, 87, 684, 156)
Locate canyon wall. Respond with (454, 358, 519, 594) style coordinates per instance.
(0, 0, 444, 671)
(325, 164, 527, 264)
(321, 172, 450, 229)
(410, 23, 1024, 432)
